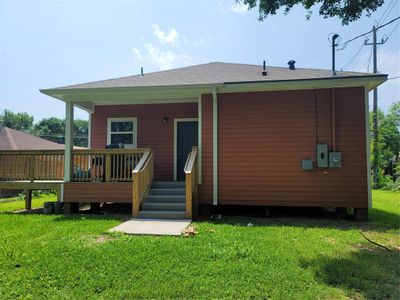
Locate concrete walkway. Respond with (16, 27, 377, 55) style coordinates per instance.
(109, 218, 191, 236)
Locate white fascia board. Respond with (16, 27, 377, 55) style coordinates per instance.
(40, 75, 387, 107)
(221, 75, 387, 94)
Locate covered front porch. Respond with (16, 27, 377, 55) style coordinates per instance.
(0, 146, 198, 218)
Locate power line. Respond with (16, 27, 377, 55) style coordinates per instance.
(386, 19, 400, 39)
(338, 16, 400, 50)
(341, 43, 365, 70)
(379, 45, 400, 67)
(377, 0, 398, 25)
(387, 75, 400, 80)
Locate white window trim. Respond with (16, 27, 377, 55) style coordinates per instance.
(107, 117, 138, 148)
(173, 118, 198, 181)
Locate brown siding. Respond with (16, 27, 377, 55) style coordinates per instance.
(198, 94, 213, 204)
(218, 88, 368, 208)
(91, 103, 197, 180)
(64, 182, 132, 203)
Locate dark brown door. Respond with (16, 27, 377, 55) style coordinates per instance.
(177, 121, 198, 181)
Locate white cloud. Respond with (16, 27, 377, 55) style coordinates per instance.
(133, 43, 189, 70)
(230, 2, 249, 13)
(153, 24, 179, 44)
(132, 48, 142, 60)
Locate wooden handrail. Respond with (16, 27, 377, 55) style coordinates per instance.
(132, 150, 154, 217)
(73, 148, 149, 155)
(184, 146, 198, 219)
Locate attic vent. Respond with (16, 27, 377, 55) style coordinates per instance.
(288, 60, 296, 70)
(262, 60, 267, 76)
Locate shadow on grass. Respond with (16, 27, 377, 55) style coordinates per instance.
(300, 248, 400, 299)
(369, 208, 400, 228)
(196, 207, 399, 232)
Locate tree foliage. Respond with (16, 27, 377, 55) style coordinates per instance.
(0, 110, 88, 147)
(0, 109, 34, 131)
(240, 0, 384, 24)
(370, 102, 400, 188)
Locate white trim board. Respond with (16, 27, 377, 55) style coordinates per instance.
(212, 88, 218, 206)
(364, 88, 372, 209)
(107, 117, 138, 148)
(173, 118, 198, 181)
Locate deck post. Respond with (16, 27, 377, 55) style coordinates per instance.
(64, 102, 74, 182)
(24, 189, 32, 210)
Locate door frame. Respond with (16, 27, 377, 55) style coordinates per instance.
(173, 118, 198, 181)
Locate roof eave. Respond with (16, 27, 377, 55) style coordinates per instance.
(40, 74, 387, 107)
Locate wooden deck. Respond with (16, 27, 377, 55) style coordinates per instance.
(64, 182, 132, 203)
(0, 148, 196, 218)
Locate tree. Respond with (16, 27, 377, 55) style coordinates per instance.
(239, 0, 384, 25)
(32, 117, 65, 144)
(370, 102, 400, 187)
(0, 110, 34, 131)
(73, 119, 89, 148)
(32, 117, 89, 147)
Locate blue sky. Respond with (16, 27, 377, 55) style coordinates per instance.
(1, 0, 399, 121)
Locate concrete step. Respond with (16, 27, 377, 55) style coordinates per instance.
(151, 181, 185, 188)
(148, 188, 185, 196)
(138, 210, 186, 219)
(142, 202, 185, 211)
(145, 195, 185, 203)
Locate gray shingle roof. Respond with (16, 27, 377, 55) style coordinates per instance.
(55, 62, 377, 90)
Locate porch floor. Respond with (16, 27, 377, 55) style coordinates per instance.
(108, 218, 191, 236)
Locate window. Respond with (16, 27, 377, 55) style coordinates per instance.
(107, 118, 137, 148)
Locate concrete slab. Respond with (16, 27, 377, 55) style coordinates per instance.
(109, 218, 191, 236)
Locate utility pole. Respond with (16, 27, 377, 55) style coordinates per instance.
(365, 25, 388, 188)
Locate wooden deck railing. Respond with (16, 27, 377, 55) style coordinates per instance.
(0, 150, 65, 181)
(72, 149, 146, 182)
(184, 146, 198, 219)
(132, 150, 154, 217)
(0, 149, 148, 182)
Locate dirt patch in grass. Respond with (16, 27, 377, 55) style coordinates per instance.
(83, 234, 118, 246)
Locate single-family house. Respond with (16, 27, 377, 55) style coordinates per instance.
(0, 62, 387, 220)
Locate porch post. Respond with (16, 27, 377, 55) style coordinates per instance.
(212, 88, 218, 206)
(64, 102, 74, 182)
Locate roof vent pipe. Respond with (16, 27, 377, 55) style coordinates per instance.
(141, 67, 144, 76)
(288, 60, 296, 70)
(262, 60, 267, 76)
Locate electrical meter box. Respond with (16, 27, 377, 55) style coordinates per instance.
(317, 144, 328, 168)
(329, 152, 342, 168)
(302, 159, 313, 171)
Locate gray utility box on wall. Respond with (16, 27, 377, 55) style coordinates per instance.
(329, 152, 342, 168)
(317, 144, 328, 168)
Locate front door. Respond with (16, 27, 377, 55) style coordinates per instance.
(177, 121, 198, 181)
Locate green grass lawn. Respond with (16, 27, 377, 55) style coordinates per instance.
(0, 191, 398, 299)
(0, 194, 56, 213)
